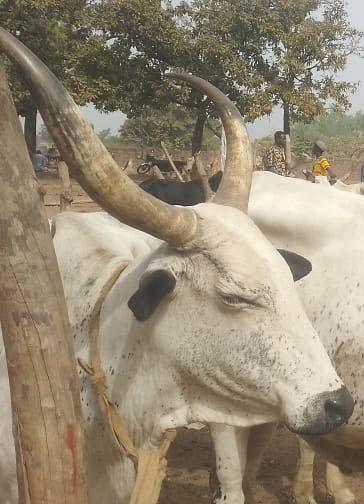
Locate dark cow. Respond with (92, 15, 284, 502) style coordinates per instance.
(139, 170, 223, 206)
(137, 153, 187, 175)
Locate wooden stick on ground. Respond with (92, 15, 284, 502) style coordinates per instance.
(58, 160, 73, 211)
(160, 141, 184, 182)
(340, 170, 352, 183)
(123, 158, 134, 173)
(0, 71, 88, 504)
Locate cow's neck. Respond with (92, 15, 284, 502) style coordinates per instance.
(88, 255, 183, 449)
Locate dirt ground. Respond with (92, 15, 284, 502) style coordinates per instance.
(39, 172, 364, 504)
(160, 427, 364, 504)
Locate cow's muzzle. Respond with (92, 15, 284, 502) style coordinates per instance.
(288, 386, 354, 435)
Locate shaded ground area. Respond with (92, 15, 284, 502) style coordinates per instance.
(39, 172, 363, 504)
(40, 171, 101, 217)
(160, 427, 364, 504)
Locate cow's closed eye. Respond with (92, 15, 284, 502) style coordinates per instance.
(128, 269, 176, 321)
(220, 293, 261, 309)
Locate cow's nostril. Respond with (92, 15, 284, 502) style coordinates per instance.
(324, 398, 346, 420)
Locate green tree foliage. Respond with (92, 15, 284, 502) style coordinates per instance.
(0, 0, 108, 153)
(86, 0, 275, 152)
(97, 128, 112, 141)
(2, 0, 360, 156)
(293, 112, 364, 139)
(86, 0, 362, 153)
(119, 103, 220, 150)
(261, 0, 363, 126)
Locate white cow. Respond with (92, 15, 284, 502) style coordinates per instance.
(0, 29, 353, 504)
(210, 172, 364, 503)
(251, 173, 364, 504)
(315, 174, 364, 194)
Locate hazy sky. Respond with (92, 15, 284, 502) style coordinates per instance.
(74, 0, 364, 139)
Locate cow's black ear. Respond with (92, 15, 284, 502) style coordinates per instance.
(128, 269, 176, 321)
(277, 249, 312, 281)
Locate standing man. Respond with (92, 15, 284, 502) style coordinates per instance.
(262, 131, 292, 176)
(303, 140, 337, 183)
(32, 149, 48, 172)
(46, 144, 60, 171)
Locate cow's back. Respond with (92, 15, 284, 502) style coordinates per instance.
(139, 179, 203, 205)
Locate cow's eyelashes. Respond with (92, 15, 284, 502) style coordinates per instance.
(221, 294, 244, 305)
(220, 294, 258, 308)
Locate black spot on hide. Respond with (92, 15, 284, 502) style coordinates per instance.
(128, 269, 176, 322)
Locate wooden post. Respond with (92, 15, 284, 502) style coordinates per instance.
(194, 152, 212, 202)
(0, 72, 88, 503)
(160, 141, 184, 182)
(183, 157, 194, 181)
(123, 158, 134, 173)
(58, 161, 73, 212)
(152, 165, 165, 180)
(37, 180, 47, 204)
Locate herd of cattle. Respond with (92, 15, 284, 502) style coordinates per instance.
(0, 27, 363, 504)
(139, 164, 364, 208)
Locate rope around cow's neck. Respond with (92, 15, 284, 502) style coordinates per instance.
(78, 261, 176, 504)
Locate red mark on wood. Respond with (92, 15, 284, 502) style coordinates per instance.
(67, 424, 77, 493)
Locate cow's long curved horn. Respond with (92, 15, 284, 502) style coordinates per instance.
(0, 28, 198, 247)
(168, 73, 253, 212)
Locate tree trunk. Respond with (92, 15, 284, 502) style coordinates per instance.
(194, 152, 212, 202)
(191, 111, 206, 156)
(24, 106, 37, 157)
(0, 72, 88, 504)
(283, 103, 292, 168)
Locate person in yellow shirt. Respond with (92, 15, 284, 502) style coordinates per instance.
(303, 140, 337, 183)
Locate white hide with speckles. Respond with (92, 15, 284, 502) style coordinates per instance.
(0, 204, 346, 503)
(315, 175, 364, 195)
(211, 172, 364, 504)
(249, 172, 364, 429)
(249, 172, 364, 504)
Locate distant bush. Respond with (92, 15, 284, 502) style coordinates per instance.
(292, 112, 364, 157)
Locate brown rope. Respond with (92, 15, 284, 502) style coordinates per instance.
(78, 261, 176, 503)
